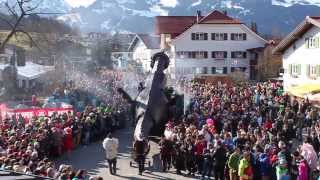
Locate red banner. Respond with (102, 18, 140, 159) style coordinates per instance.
(0, 104, 73, 121)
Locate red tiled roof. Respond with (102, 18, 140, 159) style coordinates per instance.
(155, 16, 199, 35)
(155, 10, 242, 36)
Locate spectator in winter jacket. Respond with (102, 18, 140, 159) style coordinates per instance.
(259, 152, 271, 180)
(213, 141, 227, 180)
(228, 146, 241, 180)
(102, 133, 119, 175)
(276, 158, 290, 180)
(238, 151, 253, 180)
(298, 158, 308, 180)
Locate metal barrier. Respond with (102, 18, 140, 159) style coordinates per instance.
(0, 169, 54, 179)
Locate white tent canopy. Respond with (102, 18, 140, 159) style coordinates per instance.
(0, 62, 55, 80)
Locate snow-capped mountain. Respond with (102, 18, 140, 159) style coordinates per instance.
(0, 0, 70, 14)
(1, 0, 320, 36)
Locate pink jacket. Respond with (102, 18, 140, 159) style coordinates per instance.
(298, 160, 308, 180)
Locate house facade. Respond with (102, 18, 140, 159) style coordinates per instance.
(156, 10, 267, 79)
(110, 34, 135, 70)
(128, 34, 161, 72)
(273, 16, 320, 91)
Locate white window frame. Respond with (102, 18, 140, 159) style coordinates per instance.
(194, 32, 207, 40)
(213, 33, 226, 41)
(306, 37, 319, 49)
(232, 33, 246, 41)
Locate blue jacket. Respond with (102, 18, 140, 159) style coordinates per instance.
(259, 153, 271, 176)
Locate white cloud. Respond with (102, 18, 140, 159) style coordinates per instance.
(150, 5, 168, 16)
(159, 0, 178, 8)
(65, 0, 97, 7)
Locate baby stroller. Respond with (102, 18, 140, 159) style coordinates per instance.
(129, 140, 152, 168)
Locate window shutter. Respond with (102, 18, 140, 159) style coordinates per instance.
(224, 33, 228, 40)
(204, 51, 208, 58)
(211, 67, 216, 74)
(289, 64, 292, 75)
(212, 33, 215, 40)
(298, 64, 301, 75)
(224, 51, 228, 58)
(305, 38, 309, 48)
(223, 67, 228, 74)
(306, 64, 310, 77)
(191, 33, 195, 40)
(212, 52, 215, 58)
(204, 33, 208, 40)
(231, 34, 235, 40)
(243, 52, 247, 58)
(316, 37, 320, 48)
(243, 33, 247, 40)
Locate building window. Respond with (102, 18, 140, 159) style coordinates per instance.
(191, 32, 208, 40)
(305, 37, 319, 49)
(231, 33, 247, 41)
(203, 67, 208, 74)
(212, 51, 227, 59)
(176, 51, 189, 59)
(231, 67, 246, 72)
(231, 51, 247, 59)
(211, 33, 228, 41)
(216, 67, 228, 74)
(307, 65, 320, 78)
(194, 67, 207, 74)
(211, 67, 216, 74)
(288, 64, 301, 77)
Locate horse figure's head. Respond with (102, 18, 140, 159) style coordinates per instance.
(151, 52, 170, 72)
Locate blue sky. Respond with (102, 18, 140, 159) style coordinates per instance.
(65, 0, 96, 7)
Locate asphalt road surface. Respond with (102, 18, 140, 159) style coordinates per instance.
(57, 128, 201, 180)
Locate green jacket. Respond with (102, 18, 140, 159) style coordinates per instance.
(238, 158, 249, 178)
(228, 152, 240, 171)
(276, 165, 288, 178)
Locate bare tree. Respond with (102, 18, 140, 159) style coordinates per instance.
(0, 0, 50, 51)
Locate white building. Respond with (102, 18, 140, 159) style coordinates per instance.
(156, 10, 267, 79)
(273, 16, 320, 92)
(110, 34, 135, 70)
(0, 62, 55, 89)
(128, 34, 161, 72)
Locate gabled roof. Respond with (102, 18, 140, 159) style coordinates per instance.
(155, 10, 241, 37)
(273, 16, 320, 54)
(155, 16, 199, 37)
(199, 10, 241, 24)
(128, 34, 160, 51)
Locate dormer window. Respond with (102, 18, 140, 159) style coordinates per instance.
(211, 33, 228, 41)
(231, 33, 247, 41)
(305, 37, 319, 49)
(191, 32, 208, 40)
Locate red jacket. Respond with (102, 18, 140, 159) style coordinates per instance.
(195, 141, 206, 156)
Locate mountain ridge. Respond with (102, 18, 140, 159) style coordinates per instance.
(1, 0, 320, 36)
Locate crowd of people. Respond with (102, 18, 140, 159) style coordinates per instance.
(0, 69, 132, 179)
(160, 80, 320, 180)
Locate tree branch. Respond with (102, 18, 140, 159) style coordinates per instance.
(16, 29, 39, 49)
(5, 1, 19, 20)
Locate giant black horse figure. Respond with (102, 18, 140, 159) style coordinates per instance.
(118, 52, 175, 140)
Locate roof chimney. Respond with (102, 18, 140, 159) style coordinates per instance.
(196, 10, 201, 23)
(223, 10, 227, 15)
(251, 22, 258, 33)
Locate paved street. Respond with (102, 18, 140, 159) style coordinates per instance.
(58, 127, 200, 180)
